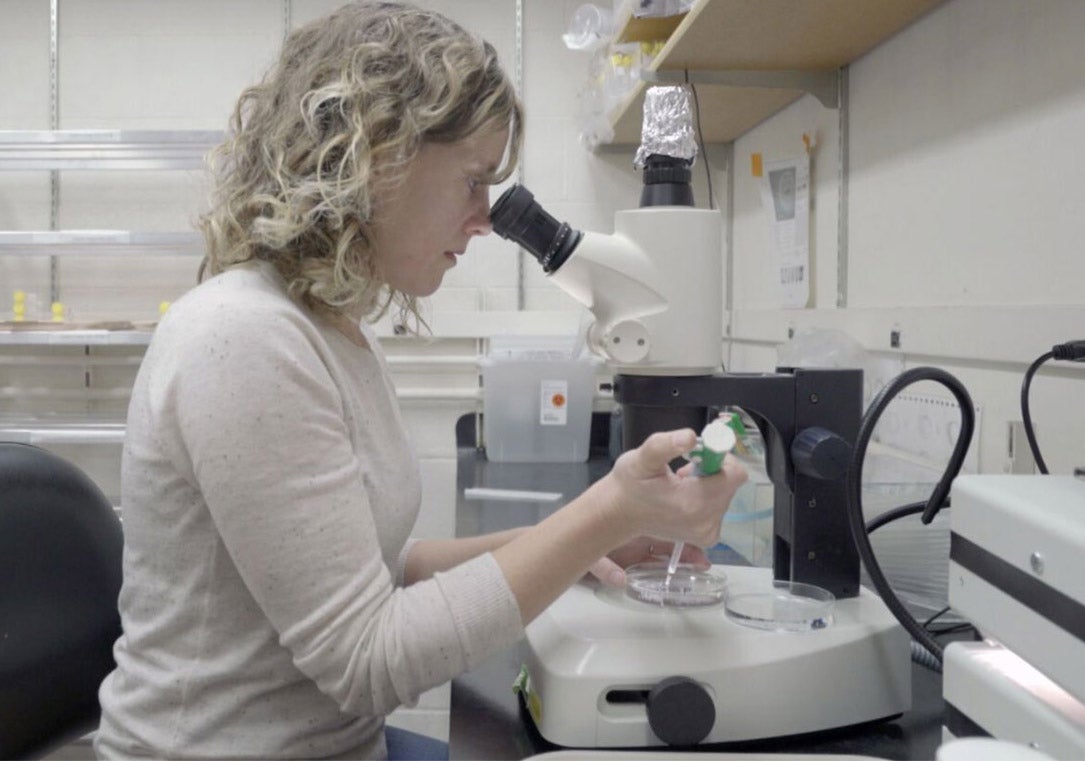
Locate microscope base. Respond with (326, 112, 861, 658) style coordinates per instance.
(520, 565, 911, 748)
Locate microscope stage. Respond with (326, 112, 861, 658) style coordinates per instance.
(521, 565, 911, 748)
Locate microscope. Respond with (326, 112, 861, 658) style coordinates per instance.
(489, 87, 910, 748)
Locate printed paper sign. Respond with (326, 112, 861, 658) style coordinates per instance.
(759, 155, 810, 309)
(540, 380, 568, 426)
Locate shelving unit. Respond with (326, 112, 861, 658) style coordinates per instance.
(604, 0, 947, 144)
(0, 129, 220, 446)
(0, 129, 219, 328)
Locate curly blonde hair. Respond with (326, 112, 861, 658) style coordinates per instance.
(198, 0, 522, 326)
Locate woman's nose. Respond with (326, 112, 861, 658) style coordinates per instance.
(468, 214, 496, 235)
(465, 191, 493, 237)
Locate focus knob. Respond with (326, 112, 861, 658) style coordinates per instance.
(791, 426, 851, 480)
(646, 676, 714, 747)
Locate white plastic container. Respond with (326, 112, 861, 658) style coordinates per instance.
(481, 337, 600, 463)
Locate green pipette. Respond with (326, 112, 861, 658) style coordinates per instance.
(665, 417, 737, 577)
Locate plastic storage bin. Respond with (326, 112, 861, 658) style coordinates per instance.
(481, 337, 600, 463)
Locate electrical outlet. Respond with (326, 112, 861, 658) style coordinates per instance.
(1005, 420, 1037, 474)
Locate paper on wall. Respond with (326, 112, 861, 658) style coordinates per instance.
(759, 155, 810, 309)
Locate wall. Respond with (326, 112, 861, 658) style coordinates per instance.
(726, 0, 1085, 476)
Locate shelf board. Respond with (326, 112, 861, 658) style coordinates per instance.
(613, 5, 688, 44)
(0, 421, 126, 445)
(0, 129, 222, 170)
(607, 0, 947, 144)
(0, 230, 202, 256)
(0, 328, 154, 346)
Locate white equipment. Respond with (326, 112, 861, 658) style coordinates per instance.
(944, 474, 1085, 758)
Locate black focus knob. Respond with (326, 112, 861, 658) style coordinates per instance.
(646, 676, 715, 747)
(791, 426, 852, 480)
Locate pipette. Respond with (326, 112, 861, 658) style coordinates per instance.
(665, 417, 737, 579)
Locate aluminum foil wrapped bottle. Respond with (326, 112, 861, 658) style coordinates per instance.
(634, 85, 698, 207)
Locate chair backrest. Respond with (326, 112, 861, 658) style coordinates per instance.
(0, 442, 123, 759)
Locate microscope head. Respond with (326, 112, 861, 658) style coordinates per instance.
(489, 182, 722, 379)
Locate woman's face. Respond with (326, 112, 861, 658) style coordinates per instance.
(370, 126, 510, 297)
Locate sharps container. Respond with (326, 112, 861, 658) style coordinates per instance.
(481, 336, 600, 463)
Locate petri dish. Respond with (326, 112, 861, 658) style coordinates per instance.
(624, 562, 727, 608)
(724, 580, 835, 632)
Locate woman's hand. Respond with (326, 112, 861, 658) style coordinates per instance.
(491, 427, 747, 624)
(587, 536, 711, 587)
(595, 428, 748, 568)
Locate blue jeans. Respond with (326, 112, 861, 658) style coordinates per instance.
(384, 725, 449, 761)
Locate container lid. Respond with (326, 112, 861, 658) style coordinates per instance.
(724, 579, 834, 632)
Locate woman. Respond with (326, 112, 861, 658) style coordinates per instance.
(95, 2, 746, 759)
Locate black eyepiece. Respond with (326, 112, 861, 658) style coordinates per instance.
(639, 154, 694, 208)
(490, 184, 582, 273)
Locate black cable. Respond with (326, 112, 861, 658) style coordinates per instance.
(929, 622, 977, 637)
(1020, 351, 1053, 475)
(686, 77, 715, 210)
(864, 500, 927, 534)
(1020, 340, 1085, 475)
(845, 367, 976, 664)
(922, 605, 952, 630)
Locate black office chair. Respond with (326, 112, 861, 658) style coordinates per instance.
(0, 442, 123, 759)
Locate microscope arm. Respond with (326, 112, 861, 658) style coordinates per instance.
(615, 368, 863, 599)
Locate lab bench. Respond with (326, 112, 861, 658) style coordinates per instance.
(449, 443, 948, 760)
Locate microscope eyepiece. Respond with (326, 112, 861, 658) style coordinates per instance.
(639, 154, 694, 208)
(490, 184, 582, 273)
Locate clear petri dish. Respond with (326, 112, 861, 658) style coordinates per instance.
(724, 580, 834, 632)
(624, 562, 727, 608)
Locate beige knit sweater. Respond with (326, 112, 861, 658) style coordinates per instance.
(95, 262, 523, 759)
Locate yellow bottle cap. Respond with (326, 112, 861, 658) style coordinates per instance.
(51, 302, 65, 322)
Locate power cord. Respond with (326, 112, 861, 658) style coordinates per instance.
(848, 343, 1080, 668)
(845, 367, 976, 665)
(864, 499, 927, 534)
(1020, 339, 1085, 474)
(686, 78, 714, 210)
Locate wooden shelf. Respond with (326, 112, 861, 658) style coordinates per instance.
(606, 0, 947, 144)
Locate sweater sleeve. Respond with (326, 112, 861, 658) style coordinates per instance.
(153, 301, 523, 717)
